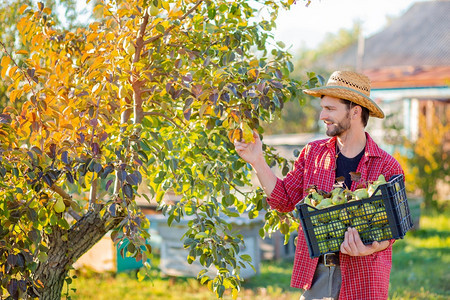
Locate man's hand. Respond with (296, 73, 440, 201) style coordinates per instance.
(233, 130, 264, 166)
(340, 227, 390, 256)
(234, 130, 277, 197)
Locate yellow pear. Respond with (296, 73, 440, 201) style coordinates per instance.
(54, 198, 66, 213)
(149, 4, 159, 16)
(240, 122, 255, 143)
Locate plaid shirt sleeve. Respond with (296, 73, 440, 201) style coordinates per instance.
(267, 144, 309, 213)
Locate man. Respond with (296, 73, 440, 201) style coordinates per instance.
(234, 71, 404, 300)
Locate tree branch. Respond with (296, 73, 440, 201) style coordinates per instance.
(50, 184, 72, 201)
(143, 111, 183, 129)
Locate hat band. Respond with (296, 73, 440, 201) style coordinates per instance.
(322, 85, 370, 99)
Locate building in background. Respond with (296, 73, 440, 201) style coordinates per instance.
(317, 0, 450, 151)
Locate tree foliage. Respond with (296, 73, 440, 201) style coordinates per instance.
(0, 0, 99, 110)
(262, 23, 360, 135)
(0, 0, 316, 298)
(393, 112, 450, 208)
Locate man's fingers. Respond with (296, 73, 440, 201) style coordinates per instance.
(351, 228, 365, 248)
(252, 129, 260, 140)
(346, 228, 359, 254)
(234, 140, 247, 149)
(340, 231, 350, 254)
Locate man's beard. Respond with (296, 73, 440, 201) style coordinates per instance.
(325, 112, 351, 137)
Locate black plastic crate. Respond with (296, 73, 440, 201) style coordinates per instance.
(296, 174, 413, 258)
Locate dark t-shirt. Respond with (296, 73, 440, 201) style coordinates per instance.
(335, 147, 365, 189)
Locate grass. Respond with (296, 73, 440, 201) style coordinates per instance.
(389, 208, 450, 300)
(66, 207, 450, 300)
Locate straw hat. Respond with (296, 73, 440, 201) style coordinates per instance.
(303, 71, 384, 118)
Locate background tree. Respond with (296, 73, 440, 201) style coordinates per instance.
(0, 0, 99, 110)
(262, 23, 360, 135)
(393, 113, 450, 208)
(0, 0, 316, 299)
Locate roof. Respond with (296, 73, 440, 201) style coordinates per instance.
(319, 0, 450, 88)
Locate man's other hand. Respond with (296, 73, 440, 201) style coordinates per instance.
(340, 227, 390, 256)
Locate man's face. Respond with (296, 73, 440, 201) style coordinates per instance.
(319, 96, 351, 137)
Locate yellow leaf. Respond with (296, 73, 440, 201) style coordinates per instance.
(249, 59, 259, 67)
(117, 8, 128, 18)
(86, 33, 97, 43)
(19, 4, 28, 14)
(15, 50, 29, 55)
(228, 128, 242, 143)
(22, 84, 31, 93)
(105, 32, 115, 41)
(35, 69, 49, 76)
(247, 69, 259, 79)
(1, 56, 11, 79)
(161, 1, 170, 10)
(81, 52, 90, 63)
(10, 89, 23, 103)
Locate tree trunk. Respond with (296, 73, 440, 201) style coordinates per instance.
(34, 211, 122, 300)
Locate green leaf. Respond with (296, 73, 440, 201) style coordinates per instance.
(216, 284, 225, 298)
(123, 184, 133, 199)
(156, 24, 165, 33)
(195, 232, 208, 239)
(240, 254, 252, 262)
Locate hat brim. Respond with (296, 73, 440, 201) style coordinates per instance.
(303, 85, 384, 119)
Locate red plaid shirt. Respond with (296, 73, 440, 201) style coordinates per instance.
(268, 133, 404, 300)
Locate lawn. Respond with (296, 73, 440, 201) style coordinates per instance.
(66, 207, 450, 300)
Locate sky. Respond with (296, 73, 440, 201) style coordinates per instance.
(272, 0, 426, 51)
(71, 0, 426, 51)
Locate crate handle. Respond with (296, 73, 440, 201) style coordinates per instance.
(295, 202, 319, 212)
(371, 174, 404, 197)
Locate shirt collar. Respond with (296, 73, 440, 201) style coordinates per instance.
(320, 132, 382, 158)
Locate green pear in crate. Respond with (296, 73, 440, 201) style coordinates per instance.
(315, 198, 333, 223)
(318, 241, 330, 253)
(349, 188, 369, 215)
(368, 174, 387, 197)
(328, 221, 347, 238)
(352, 217, 368, 232)
(331, 188, 347, 205)
(371, 207, 388, 227)
(339, 208, 353, 225)
(370, 228, 384, 241)
(310, 215, 320, 226)
(310, 191, 324, 207)
(328, 239, 341, 252)
(382, 227, 393, 239)
(313, 226, 328, 241)
(329, 209, 341, 221)
(360, 203, 377, 220)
